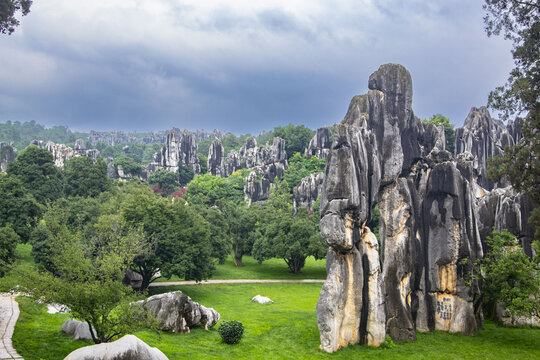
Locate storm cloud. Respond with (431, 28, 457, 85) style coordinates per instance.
(0, 0, 513, 134)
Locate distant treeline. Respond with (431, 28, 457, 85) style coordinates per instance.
(0, 120, 89, 150)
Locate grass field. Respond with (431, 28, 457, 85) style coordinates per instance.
(154, 255, 327, 282)
(13, 283, 540, 360)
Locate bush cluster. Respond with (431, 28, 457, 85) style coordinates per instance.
(218, 320, 244, 344)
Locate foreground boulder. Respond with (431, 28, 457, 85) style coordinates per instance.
(64, 334, 168, 360)
(62, 318, 94, 341)
(251, 295, 274, 304)
(137, 291, 220, 333)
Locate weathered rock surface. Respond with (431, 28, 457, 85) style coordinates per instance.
(207, 139, 226, 177)
(137, 291, 220, 333)
(317, 64, 483, 352)
(0, 143, 16, 173)
(251, 295, 274, 304)
(454, 107, 521, 190)
(29, 139, 100, 168)
(293, 172, 324, 211)
(225, 150, 242, 176)
(149, 131, 201, 175)
(62, 318, 94, 341)
(305, 127, 332, 159)
(64, 334, 168, 360)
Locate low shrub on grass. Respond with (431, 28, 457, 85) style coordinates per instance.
(218, 320, 244, 344)
(379, 335, 396, 349)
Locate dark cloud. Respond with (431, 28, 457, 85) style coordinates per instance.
(0, 1, 515, 134)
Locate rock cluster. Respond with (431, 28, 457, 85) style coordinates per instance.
(293, 172, 324, 211)
(137, 291, 220, 333)
(30, 138, 101, 168)
(64, 334, 168, 360)
(317, 64, 482, 352)
(61, 318, 94, 341)
(207, 139, 226, 177)
(149, 131, 201, 174)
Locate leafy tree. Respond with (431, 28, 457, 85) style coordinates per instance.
(185, 174, 243, 207)
(7, 145, 63, 204)
(114, 155, 141, 177)
(252, 180, 326, 273)
(0, 175, 42, 242)
(20, 213, 151, 344)
(0, 225, 19, 277)
(484, 1, 540, 239)
(474, 230, 539, 318)
(120, 186, 215, 289)
(0, 0, 32, 35)
(283, 152, 326, 190)
(422, 114, 455, 153)
(178, 164, 195, 187)
(273, 124, 315, 159)
(197, 153, 208, 174)
(221, 202, 257, 267)
(148, 168, 179, 196)
(196, 205, 231, 265)
(64, 156, 111, 198)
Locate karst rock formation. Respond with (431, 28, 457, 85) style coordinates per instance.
(316, 63, 531, 352)
(149, 130, 201, 174)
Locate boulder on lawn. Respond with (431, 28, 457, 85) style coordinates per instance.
(64, 334, 168, 360)
(251, 295, 274, 304)
(61, 318, 94, 341)
(137, 291, 220, 333)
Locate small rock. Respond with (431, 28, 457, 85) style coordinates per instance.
(251, 295, 274, 304)
(62, 318, 94, 341)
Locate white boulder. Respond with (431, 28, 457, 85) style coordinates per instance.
(251, 295, 274, 304)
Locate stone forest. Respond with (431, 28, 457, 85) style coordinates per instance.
(0, 2, 539, 359)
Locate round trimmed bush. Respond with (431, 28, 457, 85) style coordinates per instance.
(218, 320, 244, 344)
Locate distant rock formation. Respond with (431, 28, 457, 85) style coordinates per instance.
(149, 131, 201, 175)
(293, 172, 324, 211)
(454, 107, 520, 190)
(32, 138, 101, 168)
(317, 64, 482, 352)
(194, 128, 231, 141)
(305, 127, 332, 159)
(0, 143, 16, 173)
(207, 139, 225, 177)
(88, 130, 167, 145)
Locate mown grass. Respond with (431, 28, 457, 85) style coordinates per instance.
(13, 283, 540, 360)
(154, 255, 327, 282)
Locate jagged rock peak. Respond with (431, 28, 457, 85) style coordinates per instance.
(305, 127, 332, 159)
(454, 106, 519, 190)
(207, 138, 225, 177)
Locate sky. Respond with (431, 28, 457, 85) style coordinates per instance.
(0, 0, 514, 135)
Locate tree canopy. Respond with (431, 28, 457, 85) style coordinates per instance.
(64, 156, 111, 198)
(272, 124, 315, 159)
(422, 114, 455, 153)
(0, 0, 32, 35)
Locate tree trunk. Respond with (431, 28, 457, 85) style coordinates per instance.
(234, 255, 243, 267)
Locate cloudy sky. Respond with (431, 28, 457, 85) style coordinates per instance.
(0, 0, 513, 134)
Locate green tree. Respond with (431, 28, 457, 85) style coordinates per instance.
(64, 156, 111, 198)
(0, 0, 32, 35)
(185, 174, 243, 206)
(221, 202, 257, 267)
(422, 114, 455, 153)
(120, 186, 215, 289)
(148, 168, 179, 196)
(7, 145, 63, 204)
(0, 225, 19, 277)
(178, 164, 195, 187)
(114, 155, 142, 177)
(252, 180, 326, 273)
(273, 124, 315, 159)
(197, 153, 208, 174)
(0, 175, 42, 242)
(283, 152, 326, 190)
(484, 1, 540, 239)
(20, 213, 150, 344)
(474, 230, 539, 318)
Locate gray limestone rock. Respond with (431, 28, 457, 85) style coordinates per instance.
(61, 318, 94, 341)
(207, 139, 225, 177)
(64, 334, 168, 360)
(137, 291, 220, 333)
(305, 127, 332, 159)
(454, 107, 519, 190)
(317, 64, 484, 351)
(45, 141, 74, 167)
(225, 150, 242, 176)
(293, 172, 324, 211)
(0, 143, 16, 173)
(149, 130, 201, 176)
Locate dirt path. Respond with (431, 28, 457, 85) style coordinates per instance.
(0, 294, 23, 360)
(150, 279, 325, 287)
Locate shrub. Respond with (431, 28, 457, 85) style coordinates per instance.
(380, 335, 396, 349)
(218, 320, 244, 344)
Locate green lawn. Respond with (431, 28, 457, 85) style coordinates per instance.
(154, 255, 327, 282)
(13, 283, 540, 360)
